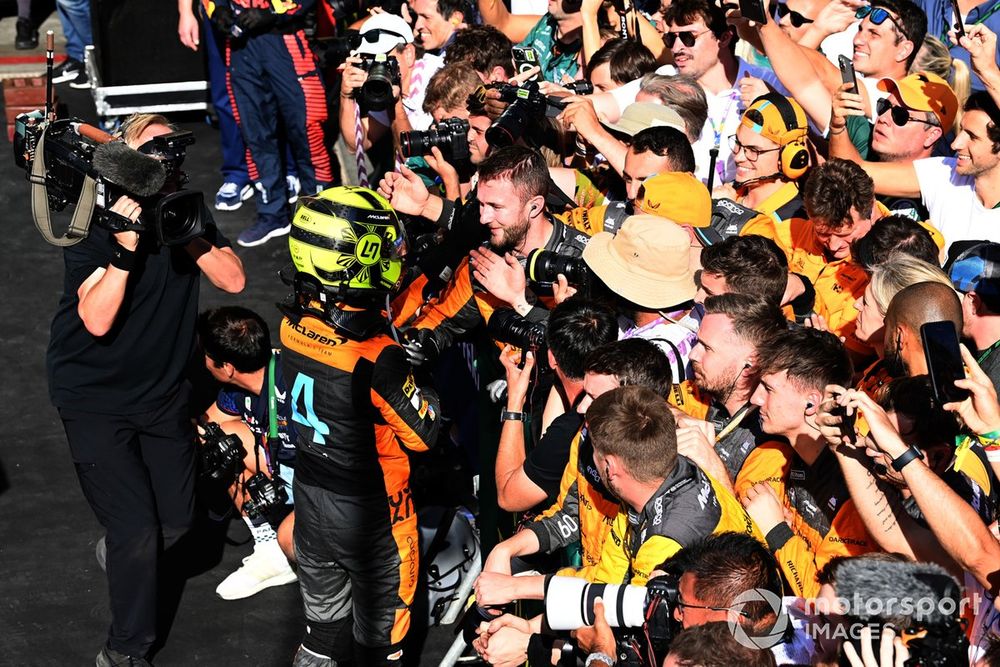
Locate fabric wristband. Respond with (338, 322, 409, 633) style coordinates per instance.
(501, 410, 527, 423)
(890, 445, 923, 472)
(110, 243, 137, 271)
(765, 523, 795, 551)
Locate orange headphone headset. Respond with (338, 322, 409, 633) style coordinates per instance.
(743, 93, 810, 181)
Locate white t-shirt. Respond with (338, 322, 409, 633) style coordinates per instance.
(913, 157, 1000, 254)
(607, 59, 784, 185)
(619, 309, 700, 384)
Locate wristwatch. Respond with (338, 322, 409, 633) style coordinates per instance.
(890, 445, 923, 472)
(585, 652, 615, 667)
(500, 410, 527, 423)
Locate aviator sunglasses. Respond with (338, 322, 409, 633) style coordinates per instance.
(876, 97, 938, 127)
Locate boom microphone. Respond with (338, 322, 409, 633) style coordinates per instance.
(92, 141, 166, 197)
(833, 557, 960, 626)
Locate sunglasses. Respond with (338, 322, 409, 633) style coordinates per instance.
(728, 135, 781, 162)
(855, 5, 907, 36)
(354, 27, 409, 47)
(875, 97, 938, 127)
(664, 29, 711, 48)
(775, 2, 814, 27)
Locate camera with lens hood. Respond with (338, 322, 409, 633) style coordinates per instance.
(242, 471, 289, 520)
(198, 422, 246, 484)
(400, 117, 470, 166)
(487, 308, 548, 354)
(484, 80, 594, 147)
(526, 248, 592, 289)
(14, 113, 206, 247)
(355, 53, 401, 111)
(544, 574, 681, 667)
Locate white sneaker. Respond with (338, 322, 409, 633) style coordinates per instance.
(215, 540, 297, 600)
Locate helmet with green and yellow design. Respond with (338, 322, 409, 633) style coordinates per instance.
(289, 186, 407, 304)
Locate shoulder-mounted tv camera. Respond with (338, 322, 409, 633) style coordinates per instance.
(14, 111, 206, 247)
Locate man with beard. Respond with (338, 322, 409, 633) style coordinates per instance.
(681, 294, 790, 497)
(400, 145, 590, 360)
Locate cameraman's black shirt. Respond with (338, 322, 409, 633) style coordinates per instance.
(47, 215, 231, 414)
(523, 411, 583, 509)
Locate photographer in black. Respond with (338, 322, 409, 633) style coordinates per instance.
(494, 298, 618, 512)
(199, 306, 298, 601)
(46, 113, 245, 666)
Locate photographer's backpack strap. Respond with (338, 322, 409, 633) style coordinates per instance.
(30, 126, 96, 246)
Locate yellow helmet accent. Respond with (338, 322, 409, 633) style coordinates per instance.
(289, 186, 407, 298)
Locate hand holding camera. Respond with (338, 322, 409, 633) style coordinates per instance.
(499, 344, 536, 408)
(109, 196, 141, 251)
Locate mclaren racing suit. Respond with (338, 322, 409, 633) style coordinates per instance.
(590, 458, 760, 585)
(280, 314, 440, 658)
(409, 218, 590, 351)
(767, 446, 877, 598)
(528, 425, 618, 573)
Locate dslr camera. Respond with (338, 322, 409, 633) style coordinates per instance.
(242, 471, 289, 521)
(400, 117, 470, 167)
(487, 308, 547, 354)
(14, 113, 206, 246)
(544, 574, 681, 667)
(198, 422, 246, 484)
(486, 80, 593, 147)
(355, 53, 401, 111)
(526, 248, 592, 289)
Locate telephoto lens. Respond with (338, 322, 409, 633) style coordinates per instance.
(487, 308, 548, 351)
(526, 249, 591, 287)
(399, 117, 470, 163)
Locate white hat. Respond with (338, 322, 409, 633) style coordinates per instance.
(355, 13, 414, 55)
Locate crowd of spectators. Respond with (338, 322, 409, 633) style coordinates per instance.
(48, 0, 1000, 663)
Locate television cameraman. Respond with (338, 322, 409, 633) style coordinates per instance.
(47, 113, 245, 666)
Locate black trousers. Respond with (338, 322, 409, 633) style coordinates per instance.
(59, 388, 195, 657)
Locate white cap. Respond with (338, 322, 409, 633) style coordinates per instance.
(355, 13, 414, 55)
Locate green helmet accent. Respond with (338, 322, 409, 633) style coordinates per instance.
(289, 186, 407, 299)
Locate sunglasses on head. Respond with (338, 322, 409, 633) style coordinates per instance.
(664, 29, 711, 48)
(358, 27, 409, 44)
(876, 97, 938, 127)
(855, 5, 907, 36)
(775, 3, 814, 27)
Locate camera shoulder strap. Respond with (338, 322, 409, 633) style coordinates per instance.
(267, 352, 279, 442)
(30, 126, 96, 246)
